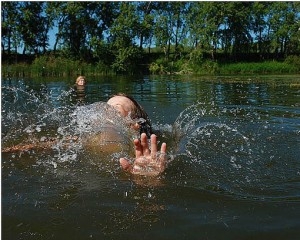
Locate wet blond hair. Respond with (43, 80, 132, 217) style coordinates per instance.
(76, 76, 86, 85)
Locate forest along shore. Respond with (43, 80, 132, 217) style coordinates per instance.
(2, 2, 300, 76)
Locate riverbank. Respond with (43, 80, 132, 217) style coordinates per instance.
(1, 55, 299, 77)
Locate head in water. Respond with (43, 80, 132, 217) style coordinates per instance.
(107, 93, 152, 138)
(76, 76, 86, 86)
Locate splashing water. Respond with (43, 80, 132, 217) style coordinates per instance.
(170, 101, 300, 199)
(2, 84, 299, 200)
(1, 85, 135, 169)
(2, 77, 300, 240)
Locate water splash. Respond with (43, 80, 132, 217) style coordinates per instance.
(1, 85, 138, 171)
(2, 85, 299, 200)
(169, 101, 300, 200)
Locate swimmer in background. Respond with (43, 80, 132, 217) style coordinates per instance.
(74, 75, 86, 103)
(75, 75, 86, 87)
(2, 93, 167, 177)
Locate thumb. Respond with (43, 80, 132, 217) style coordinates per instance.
(120, 158, 133, 173)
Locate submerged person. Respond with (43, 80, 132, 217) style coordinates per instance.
(108, 93, 167, 176)
(2, 93, 167, 177)
(74, 75, 87, 103)
(75, 75, 86, 87)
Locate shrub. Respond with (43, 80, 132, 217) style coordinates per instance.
(189, 48, 204, 66)
(112, 46, 143, 74)
(149, 57, 169, 74)
(149, 62, 165, 74)
(219, 61, 297, 75)
(285, 55, 300, 71)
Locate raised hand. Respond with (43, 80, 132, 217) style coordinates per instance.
(120, 133, 167, 177)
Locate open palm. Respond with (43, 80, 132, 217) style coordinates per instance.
(120, 133, 167, 176)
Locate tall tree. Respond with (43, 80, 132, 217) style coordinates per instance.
(48, 2, 109, 59)
(18, 2, 50, 54)
(287, 2, 300, 55)
(267, 2, 300, 57)
(251, 2, 270, 57)
(187, 2, 225, 59)
(1, 1, 299, 64)
(1, 1, 20, 55)
(110, 2, 138, 47)
(224, 2, 253, 59)
(45, 1, 66, 53)
(154, 2, 187, 59)
(109, 2, 143, 73)
(135, 1, 157, 50)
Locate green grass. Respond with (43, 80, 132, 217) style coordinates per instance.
(2, 56, 299, 77)
(2, 56, 115, 77)
(219, 61, 298, 75)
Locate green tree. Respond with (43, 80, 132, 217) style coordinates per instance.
(1, 2, 21, 55)
(110, 2, 138, 47)
(88, 2, 118, 64)
(251, 2, 270, 57)
(135, 1, 157, 50)
(187, 2, 225, 59)
(110, 2, 143, 73)
(267, 2, 300, 57)
(18, 1, 50, 54)
(287, 2, 300, 55)
(45, 2, 67, 53)
(1, 1, 300, 69)
(224, 2, 253, 59)
(154, 2, 187, 59)
(61, 2, 87, 58)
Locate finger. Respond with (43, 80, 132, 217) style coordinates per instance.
(120, 158, 133, 173)
(159, 142, 167, 164)
(150, 134, 157, 160)
(159, 143, 167, 162)
(160, 142, 167, 154)
(134, 138, 143, 158)
(140, 133, 150, 155)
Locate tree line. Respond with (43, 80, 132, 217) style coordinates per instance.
(2, 1, 300, 74)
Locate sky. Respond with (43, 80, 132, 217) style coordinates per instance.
(48, 28, 58, 50)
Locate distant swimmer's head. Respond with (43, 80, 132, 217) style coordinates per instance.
(107, 93, 152, 138)
(76, 76, 86, 86)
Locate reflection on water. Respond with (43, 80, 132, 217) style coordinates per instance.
(2, 75, 300, 239)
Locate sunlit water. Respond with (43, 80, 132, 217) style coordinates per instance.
(2, 75, 300, 239)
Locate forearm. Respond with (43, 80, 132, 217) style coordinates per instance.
(1, 137, 58, 153)
(1, 136, 80, 153)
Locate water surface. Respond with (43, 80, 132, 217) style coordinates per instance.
(2, 75, 300, 239)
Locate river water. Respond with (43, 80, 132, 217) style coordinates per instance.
(1, 75, 300, 239)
